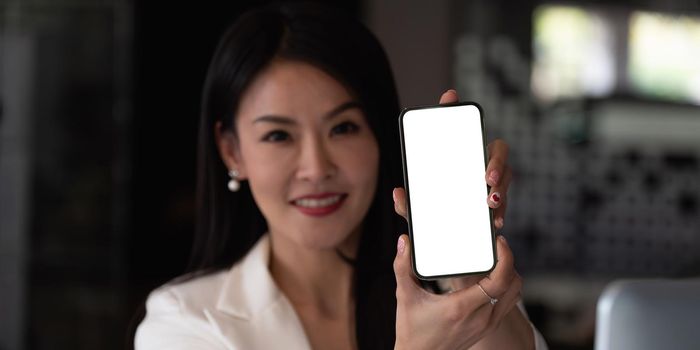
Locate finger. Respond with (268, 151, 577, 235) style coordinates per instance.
(487, 165, 511, 210)
(488, 272, 523, 328)
(493, 199, 507, 229)
(447, 280, 497, 317)
(448, 274, 483, 292)
(393, 234, 424, 301)
(489, 165, 512, 229)
(486, 190, 504, 210)
(392, 187, 408, 220)
(439, 89, 459, 104)
(449, 269, 520, 332)
(485, 139, 509, 187)
(450, 298, 495, 340)
(478, 236, 516, 298)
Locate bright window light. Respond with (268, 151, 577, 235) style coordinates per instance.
(532, 5, 616, 103)
(628, 11, 700, 105)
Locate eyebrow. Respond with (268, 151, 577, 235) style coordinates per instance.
(252, 101, 363, 125)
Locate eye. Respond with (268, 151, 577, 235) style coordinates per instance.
(261, 130, 290, 142)
(330, 121, 360, 136)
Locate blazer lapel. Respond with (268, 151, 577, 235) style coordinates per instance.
(208, 235, 312, 349)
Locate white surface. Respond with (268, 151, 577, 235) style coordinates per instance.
(402, 104, 494, 278)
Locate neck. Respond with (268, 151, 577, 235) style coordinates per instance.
(268, 230, 359, 319)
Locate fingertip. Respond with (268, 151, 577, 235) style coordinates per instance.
(397, 235, 406, 255)
(439, 89, 459, 104)
(494, 234, 504, 253)
(495, 217, 504, 229)
(488, 192, 502, 208)
(394, 235, 413, 280)
(394, 188, 408, 215)
(487, 169, 500, 187)
(495, 235, 512, 261)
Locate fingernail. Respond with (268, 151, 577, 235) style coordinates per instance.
(498, 235, 508, 245)
(489, 192, 501, 207)
(397, 236, 406, 255)
(392, 188, 397, 203)
(488, 170, 500, 185)
(495, 217, 504, 228)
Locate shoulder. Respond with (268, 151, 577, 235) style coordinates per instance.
(135, 270, 231, 349)
(152, 270, 230, 314)
(134, 235, 285, 350)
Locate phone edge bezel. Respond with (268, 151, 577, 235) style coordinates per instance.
(397, 101, 497, 281)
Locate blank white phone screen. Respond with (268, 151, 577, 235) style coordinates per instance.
(402, 104, 494, 278)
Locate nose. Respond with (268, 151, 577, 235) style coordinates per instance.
(296, 136, 336, 182)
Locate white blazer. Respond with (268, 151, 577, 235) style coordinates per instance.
(135, 235, 312, 349)
(135, 235, 548, 349)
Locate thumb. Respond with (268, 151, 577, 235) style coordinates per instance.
(393, 234, 422, 300)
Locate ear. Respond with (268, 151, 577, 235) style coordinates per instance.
(215, 121, 247, 180)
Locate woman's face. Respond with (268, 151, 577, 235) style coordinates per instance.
(223, 60, 379, 250)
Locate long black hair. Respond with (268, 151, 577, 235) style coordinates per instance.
(191, 3, 405, 349)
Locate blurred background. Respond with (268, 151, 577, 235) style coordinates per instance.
(1, 0, 699, 349)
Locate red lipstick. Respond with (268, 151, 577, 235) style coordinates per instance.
(291, 193, 347, 217)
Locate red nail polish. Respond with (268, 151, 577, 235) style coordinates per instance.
(491, 193, 500, 203)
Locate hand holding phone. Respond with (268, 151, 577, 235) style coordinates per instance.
(398, 101, 495, 280)
(393, 92, 529, 349)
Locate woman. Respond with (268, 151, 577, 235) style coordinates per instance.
(135, 3, 546, 349)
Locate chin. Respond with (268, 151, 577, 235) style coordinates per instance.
(287, 218, 359, 251)
(266, 204, 366, 252)
(296, 227, 353, 250)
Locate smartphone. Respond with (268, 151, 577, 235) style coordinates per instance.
(398, 102, 496, 280)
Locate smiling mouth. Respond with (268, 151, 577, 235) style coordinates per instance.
(291, 193, 347, 216)
(294, 195, 343, 207)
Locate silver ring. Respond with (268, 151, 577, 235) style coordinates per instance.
(477, 282, 498, 305)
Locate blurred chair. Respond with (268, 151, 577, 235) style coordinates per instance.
(595, 278, 700, 350)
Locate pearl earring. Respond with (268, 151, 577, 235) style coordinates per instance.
(227, 169, 240, 192)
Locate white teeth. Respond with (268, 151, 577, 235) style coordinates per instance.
(294, 195, 342, 208)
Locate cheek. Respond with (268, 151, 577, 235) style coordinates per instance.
(243, 159, 294, 225)
(239, 144, 293, 203)
(344, 139, 380, 190)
